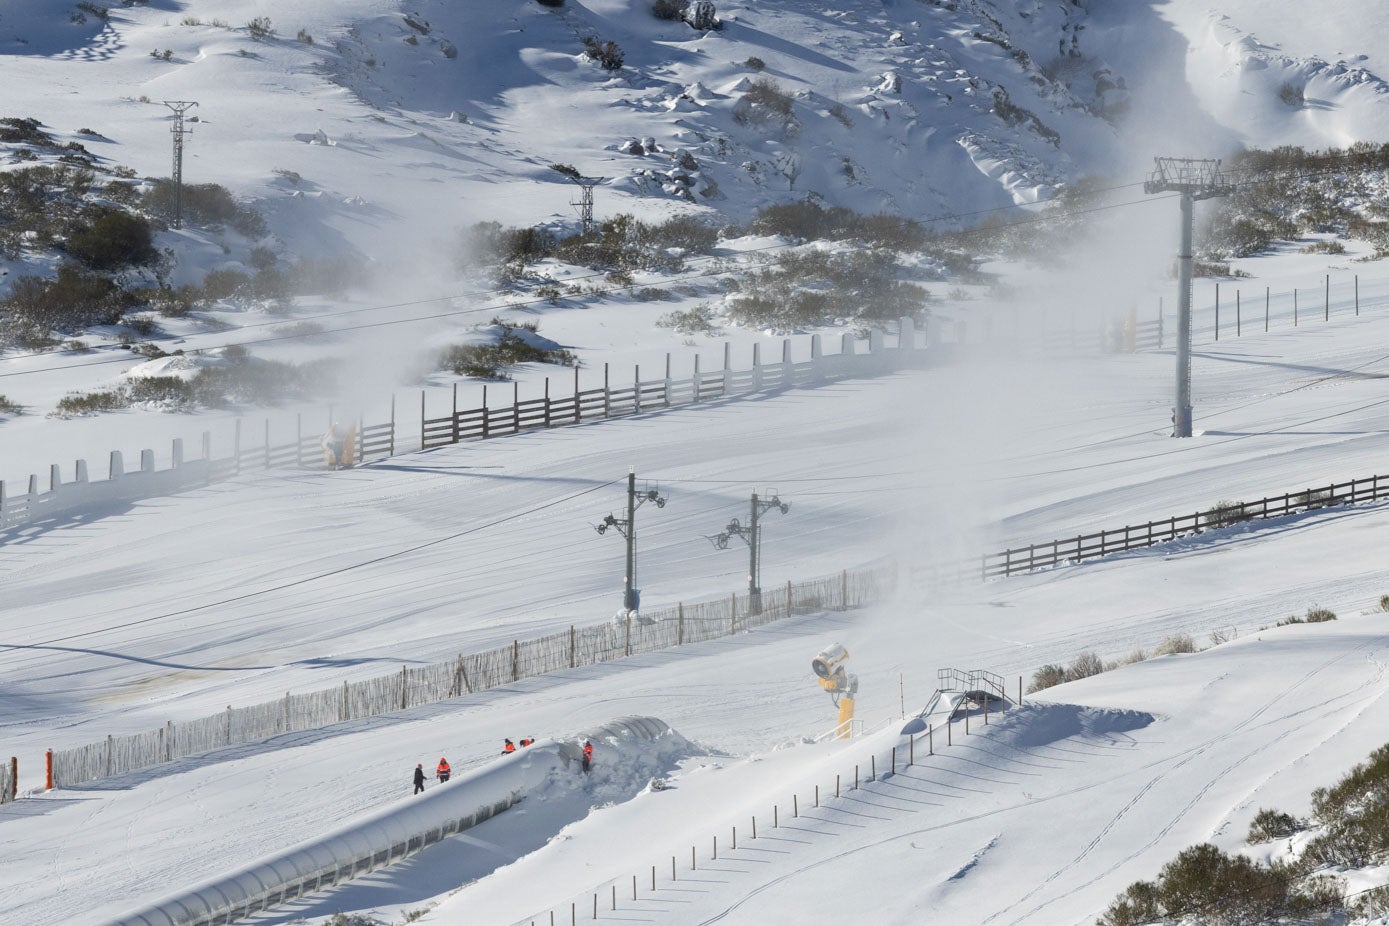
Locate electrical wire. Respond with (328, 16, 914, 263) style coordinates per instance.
(0, 476, 620, 651)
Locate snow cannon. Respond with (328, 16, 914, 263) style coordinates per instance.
(812, 643, 858, 739)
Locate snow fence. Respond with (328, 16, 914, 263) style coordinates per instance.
(53, 565, 890, 788)
(106, 716, 677, 926)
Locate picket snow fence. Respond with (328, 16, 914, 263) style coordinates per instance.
(52, 566, 890, 788)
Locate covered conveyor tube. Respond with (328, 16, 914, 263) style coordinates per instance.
(108, 717, 674, 926)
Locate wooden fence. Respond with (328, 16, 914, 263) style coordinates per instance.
(2, 326, 923, 532)
(982, 475, 1389, 578)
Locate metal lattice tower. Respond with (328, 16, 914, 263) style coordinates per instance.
(162, 101, 198, 228)
(1144, 157, 1235, 438)
(566, 175, 605, 236)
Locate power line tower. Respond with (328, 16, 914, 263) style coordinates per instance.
(708, 490, 789, 615)
(162, 101, 199, 228)
(595, 468, 667, 612)
(1144, 157, 1234, 437)
(568, 175, 605, 236)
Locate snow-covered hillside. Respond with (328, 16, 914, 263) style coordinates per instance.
(7, 2, 1389, 924)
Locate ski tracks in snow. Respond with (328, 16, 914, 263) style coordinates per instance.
(989, 634, 1389, 925)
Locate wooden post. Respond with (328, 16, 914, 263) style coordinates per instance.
(1265, 286, 1270, 331)
(1214, 282, 1219, 342)
(512, 640, 520, 681)
(752, 816, 757, 839)
(1236, 290, 1241, 337)
(512, 381, 520, 433)
(544, 377, 551, 428)
(569, 626, 576, 668)
(481, 385, 489, 439)
(1325, 273, 1330, 321)
(1019, 675, 1024, 705)
(452, 383, 459, 443)
(390, 395, 396, 455)
(401, 666, 408, 710)
(871, 755, 876, 781)
(45, 749, 53, 791)
(730, 592, 737, 634)
(634, 365, 641, 414)
(815, 784, 819, 807)
(836, 774, 840, 798)
(1294, 287, 1299, 326)
(774, 804, 778, 827)
(604, 363, 610, 418)
(574, 366, 581, 423)
(624, 611, 631, 657)
(794, 794, 798, 818)
(419, 391, 425, 449)
(929, 724, 933, 755)
(733, 825, 737, 849)
(786, 579, 792, 615)
(892, 746, 897, 772)
(9, 756, 15, 799)
(678, 602, 684, 645)
(1355, 274, 1360, 315)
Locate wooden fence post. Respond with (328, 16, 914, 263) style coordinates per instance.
(730, 592, 737, 634)
(569, 626, 575, 668)
(624, 612, 632, 657)
(512, 382, 520, 433)
(401, 666, 408, 710)
(390, 395, 396, 455)
(482, 385, 489, 438)
(574, 366, 581, 423)
(544, 377, 551, 428)
(786, 579, 792, 615)
(604, 363, 610, 418)
(678, 602, 684, 645)
(512, 640, 520, 681)
(452, 383, 459, 443)
(419, 391, 425, 449)
(634, 365, 642, 414)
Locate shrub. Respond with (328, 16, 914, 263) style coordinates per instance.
(1097, 843, 1338, 926)
(296, 29, 313, 44)
(726, 248, 927, 329)
(1153, 634, 1196, 655)
(1065, 651, 1105, 682)
(0, 117, 53, 146)
(440, 327, 576, 379)
(1027, 664, 1067, 694)
(140, 180, 266, 236)
(582, 36, 624, 70)
(657, 306, 719, 334)
(745, 56, 766, 71)
(247, 16, 274, 39)
(1247, 807, 1302, 844)
(64, 207, 157, 270)
(1380, 593, 1389, 612)
(55, 389, 128, 415)
(0, 395, 22, 415)
(736, 78, 794, 120)
(1305, 742, 1389, 867)
(75, 2, 109, 20)
(652, 0, 687, 19)
(1300, 239, 1345, 254)
(1202, 499, 1251, 529)
(1304, 606, 1337, 623)
(1279, 82, 1304, 107)
(200, 268, 252, 302)
(2, 264, 134, 335)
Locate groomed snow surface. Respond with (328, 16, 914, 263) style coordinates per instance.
(2, 244, 1389, 925)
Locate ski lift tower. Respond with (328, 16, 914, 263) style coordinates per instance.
(1144, 157, 1235, 437)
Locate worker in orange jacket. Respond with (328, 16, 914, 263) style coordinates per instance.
(502, 739, 516, 754)
(436, 757, 451, 782)
(519, 737, 534, 747)
(582, 740, 593, 773)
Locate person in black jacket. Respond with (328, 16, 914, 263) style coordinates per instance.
(413, 763, 426, 794)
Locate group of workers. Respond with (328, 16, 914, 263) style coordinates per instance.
(411, 737, 595, 793)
